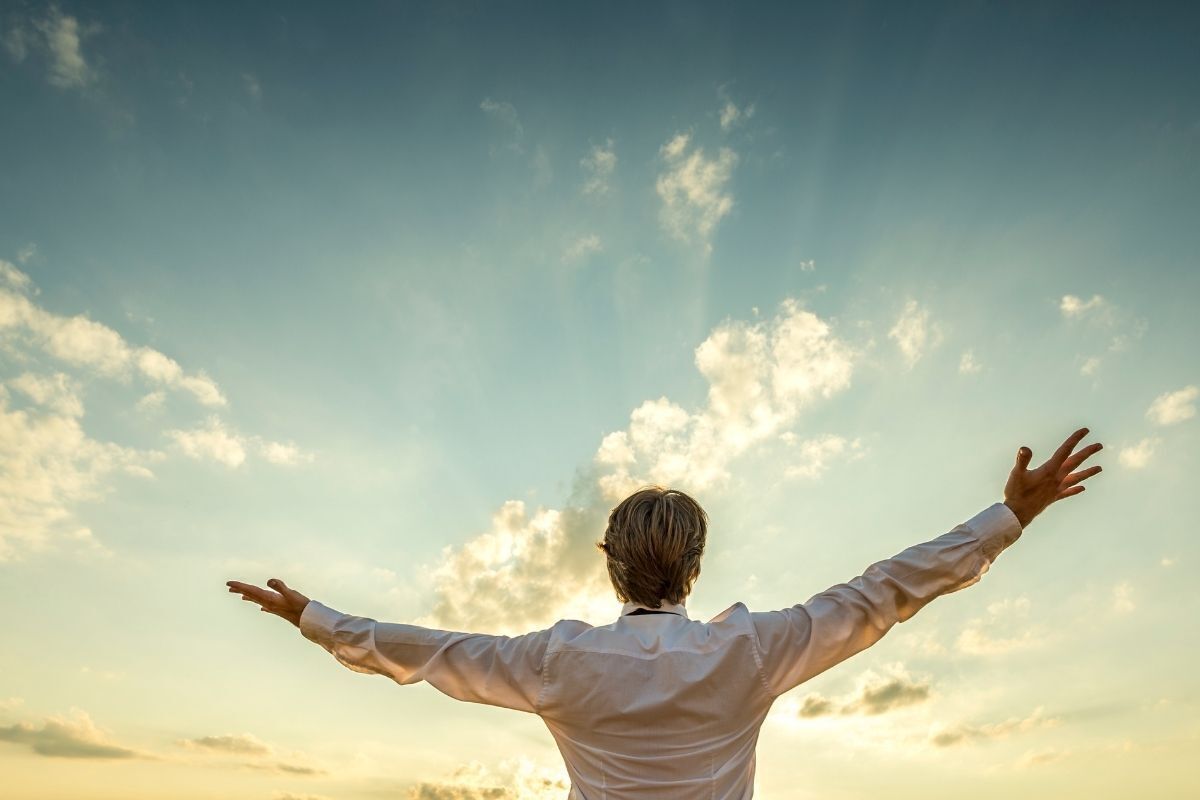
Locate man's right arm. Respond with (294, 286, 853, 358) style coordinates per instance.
(750, 427, 1103, 698)
(750, 502, 1022, 697)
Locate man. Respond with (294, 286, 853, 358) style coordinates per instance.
(228, 427, 1102, 799)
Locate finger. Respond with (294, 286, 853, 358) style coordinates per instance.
(1060, 465, 1102, 489)
(1049, 427, 1090, 470)
(1014, 446, 1033, 471)
(1055, 485, 1085, 501)
(1058, 442, 1103, 477)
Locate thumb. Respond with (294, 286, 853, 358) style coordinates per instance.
(1014, 446, 1032, 471)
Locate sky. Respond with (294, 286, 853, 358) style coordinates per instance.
(1, 1, 1198, 797)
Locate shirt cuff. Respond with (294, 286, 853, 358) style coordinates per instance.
(299, 600, 344, 647)
(966, 501, 1024, 562)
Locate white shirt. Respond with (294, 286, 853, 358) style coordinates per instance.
(299, 501, 1023, 799)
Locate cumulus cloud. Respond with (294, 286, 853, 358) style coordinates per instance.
(1146, 385, 1197, 426)
(929, 706, 1060, 748)
(0, 708, 141, 759)
(417, 299, 858, 632)
(580, 139, 616, 196)
(561, 234, 602, 264)
(655, 133, 738, 254)
(794, 664, 932, 718)
(956, 596, 1047, 656)
(888, 299, 942, 368)
(1118, 437, 1159, 470)
(407, 756, 569, 800)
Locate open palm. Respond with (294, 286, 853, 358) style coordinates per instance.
(1003, 427, 1103, 529)
(227, 578, 310, 628)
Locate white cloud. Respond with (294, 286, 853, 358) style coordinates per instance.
(655, 133, 738, 254)
(1059, 294, 1107, 319)
(719, 100, 756, 132)
(958, 350, 981, 375)
(27, 8, 97, 90)
(1118, 437, 1159, 470)
(1079, 356, 1101, 376)
(580, 139, 616, 196)
(16, 243, 36, 264)
(1146, 385, 1198, 426)
(2, 24, 30, 61)
(561, 234, 602, 264)
(257, 439, 315, 466)
(419, 299, 858, 631)
(0, 708, 141, 759)
(0, 266, 226, 406)
(1112, 581, 1135, 614)
(0, 376, 158, 561)
(798, 259, 815, 272)
(888, 299, 942, 368)
(408, 756, 570, 800)
(168, 417, 247, 468)
(780, 433, 864, 479)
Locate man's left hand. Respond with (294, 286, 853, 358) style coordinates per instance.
(227, 578, 311, 628)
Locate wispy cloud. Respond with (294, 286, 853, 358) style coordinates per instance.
(1146, 385, 1197, 426)
(779, 432, 865, 480)
(181, 733, 271, 756)
(956, 596, 1047, 655)
(561, 234, 602, 264)
(168, 416, 314, 469)
(929, 706, 1060, 747)
(580, 139, 616, 196)
(888, 299, 942, 368)
(717, 87, 755, 132)
(480, 97, 524, 153)
(655, 133, 738, 254)
(407, 756, 569, 800)
(958, 350, 982, 375)
(1059, 294, 1107, 320)
(2, 7, 99, 90)
(1112, 580, 1135, 614)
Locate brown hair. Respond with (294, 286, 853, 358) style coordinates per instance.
(595, 485, 708, 608)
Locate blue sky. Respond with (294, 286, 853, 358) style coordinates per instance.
(1, 2, 1198, 798)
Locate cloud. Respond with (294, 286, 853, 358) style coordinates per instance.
(794, 664, 932, 718)
(407, 756, 569, 800)
(929, 706, 1060, 748)
(0, 264, 226, 405)
(1079, 356, 1101, 376)
(580, 139, 617, 195)
(418, 299, 857, 632)
(0, 374, 158, 561)
(1118, 437, 1159, 470)
(1059, 294, 1107, 319)
(3, 8, 99, 89)
(274, 793, 331, 800)
(955, 596, 1046, 655)
(561, 234, 602, 264)
(958, 350, 982, 375)
(0, 708, 141, 759)
(779, 432, 864, 479)
(480, 98, 524, 153)
(181, 733, 271, 756)
(717, 87, 755, 132)
(168, 416, 247, 467)
(888, 299, 942, 368)
(168, 417, 314, 469)
(655, 133, 738, 254)
(1112, 581, 1135, 614)
(1146, 385, 1197, 426)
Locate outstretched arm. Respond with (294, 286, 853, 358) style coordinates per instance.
(750, 427, 1103, 698)
(226, 579, 554, 713)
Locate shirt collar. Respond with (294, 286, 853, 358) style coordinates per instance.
(620, 600, 690, 619)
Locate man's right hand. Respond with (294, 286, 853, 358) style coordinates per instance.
(1003, 427, 1103, 529)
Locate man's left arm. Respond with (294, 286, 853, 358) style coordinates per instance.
(227, 579, 553, 713)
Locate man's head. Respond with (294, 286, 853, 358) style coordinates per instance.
(595, 485, 708, 609)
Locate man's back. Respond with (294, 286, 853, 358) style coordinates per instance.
(541, 603, 771, 799)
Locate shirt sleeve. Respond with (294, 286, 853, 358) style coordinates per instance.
(749, 502, 1023, 698)
(298, 601, 555, 714)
